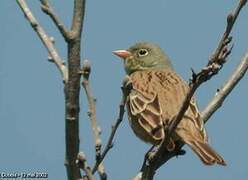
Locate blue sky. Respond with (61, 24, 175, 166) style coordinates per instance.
(0, 0, 247, 179)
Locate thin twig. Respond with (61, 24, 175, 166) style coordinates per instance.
(140, 1, 246, 179)
(92, 76, 131, 174)
(209, 0, 247, 65)
(16, 0, 68, 83)
(81, 60, 107, 180)
(81, 60, 102, 159)
(77, 152, 94, 180)
(40, 0, 71, 42)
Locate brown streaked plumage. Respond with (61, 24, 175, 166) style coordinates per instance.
(113, 42, 226, 165)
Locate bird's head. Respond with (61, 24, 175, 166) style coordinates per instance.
(113, 42, 173, 75)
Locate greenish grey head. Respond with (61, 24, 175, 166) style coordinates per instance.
(113, 42, 173, 74)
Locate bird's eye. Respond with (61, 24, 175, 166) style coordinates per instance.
(138, 49, 148, 57)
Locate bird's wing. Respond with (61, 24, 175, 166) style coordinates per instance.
(128, 71, 164, 141)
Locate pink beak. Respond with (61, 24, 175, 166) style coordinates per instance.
(112, 50, 131, 59)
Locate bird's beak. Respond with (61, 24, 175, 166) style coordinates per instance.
(112, 50, 131, 59)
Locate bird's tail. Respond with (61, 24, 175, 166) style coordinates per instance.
(184, 139, 226, 166)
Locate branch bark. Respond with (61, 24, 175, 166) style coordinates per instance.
(70, 0, 85, 40)
(64, 0, 86, 180)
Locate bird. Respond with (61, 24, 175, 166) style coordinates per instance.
(113, 42, 226, 166)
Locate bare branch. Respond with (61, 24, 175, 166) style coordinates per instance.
(92, 76, 131, 175)
(64, 1, 86, 179)
(81, 60, 102, 156)
(77, 152, 94, 180)
(70, 0, 86, 40)
(81, 60, 107, 179)
(40, 0, 71, 42)
(16, 0, 68, 83)
(139, 0, 246, 179)
(209, 0, 247, 65)
(202, 52, 248, 122)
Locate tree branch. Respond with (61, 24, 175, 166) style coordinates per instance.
(202, 51, 248, 123)
(138, 0, 247, 179)
(17, 0, 87, 179)
(40, 0, 71, 42)
(16, 0, 68, 83)
(92, 76, 131, 175)
(70, 0, 86, 40)
(209, 0, 247, 65)
(81, 60, 107, 180)
(77, 152, 94, 180)
(64, 0, 86, 179)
